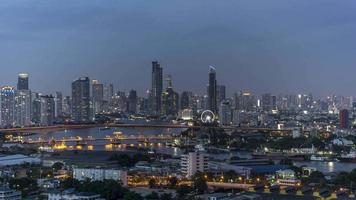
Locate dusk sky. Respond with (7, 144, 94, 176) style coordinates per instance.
(1, 0, 356, 97)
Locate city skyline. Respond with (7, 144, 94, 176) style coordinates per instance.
(1, 0, 356, 97)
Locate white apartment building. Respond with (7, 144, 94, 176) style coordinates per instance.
(181, 152, 209, 178)
(0, 187, 21, 200)
(73, 168, 127, 186)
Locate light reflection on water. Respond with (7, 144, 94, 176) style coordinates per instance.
(294, 161, 356, 173)
(25, 127, 185, 155)
(24, 127, 356, 173)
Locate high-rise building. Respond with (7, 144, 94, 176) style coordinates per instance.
(31, 92, 41, 124)
(208, 66, 217, 113)
(62, 96, 72, 116)
(261, 93, 272, 112)
(127, 90, 138, 114)
(181, 152, 209, 178)
(72, 77, 91, 123)
(0, 86, 15, 127)
(151, 61, 163, 116)
(339, 109, 349, 129)
(55, 92, 63, 118)
(17, 73, 29, 90)
(40, 95, 55, 126)
(92, 80, 104, 113)
(219, 100, 232, 125)
(180, 91, 192, 110)
(161, 75, 179, 117)
(14, 90, 31, 127)
(217, 85, 226, 106)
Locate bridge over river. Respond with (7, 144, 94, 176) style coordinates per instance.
(0, 124, 293, 136)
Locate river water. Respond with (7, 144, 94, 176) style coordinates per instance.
(24, 126, 356, 173)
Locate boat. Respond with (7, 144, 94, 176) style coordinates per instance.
(310, 155, 331, 162)
(99, 127, 111, 131)
(252, 151, 307, 161)
(338, 149, 356, 163)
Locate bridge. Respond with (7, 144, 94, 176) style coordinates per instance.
(0, 124, 293, 135)
(22, 135, 173, 144)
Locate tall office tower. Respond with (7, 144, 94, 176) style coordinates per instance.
(111, 91, 127, 112)
(17, 73, 29, 90)
(261, 93, 272, 112)
(180, 91, 192, 110)
(103, 83, 114, 111)
(55, 92, 63, 118)
(219, 100, 232, 126)
(72, 77, 91, 123)
(62, 96, 72, 116)
(151, 61, 163, 116)
(208, 66, 217, 113)
(31, 92, 41, 124)
(217, 85, 226, 106)
(14, 90, 31, 127)
(161, 75, 179, 117)
(92, 80, 104, 114)
(40, 95, 55, 126)
(0, 86, 15, 127)
(127, 90, 138, 114)
(339, 109, 349, 129)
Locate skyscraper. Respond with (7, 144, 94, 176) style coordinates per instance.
(62, 96, 72, 116)
(0, 86, 15, 127)
(339, 109, 349, 129)
(161, 75, 179, 117)
(92, 80, 104, 113)
(55, 92, 63, 118)
(72, 77, 91, 123)
(127, 90, 138, 114)
(17, 73, 29, 90)
(40, 95, 55, 126)
(208, 66, 217, 113)
(261, 93, 272, 112)
(180, 91, 192, 110)
(219, 100, 232, 126)
(151, 61, 163, 116)
(14, 90, 32, 127)
(217, 85, 226, 106)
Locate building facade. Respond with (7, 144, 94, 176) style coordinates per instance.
(181, 152, 209, 178)
(72, 77, 91, 123)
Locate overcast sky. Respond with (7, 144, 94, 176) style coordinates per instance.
(1, 0, 356, 97)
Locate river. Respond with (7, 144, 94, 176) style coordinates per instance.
(24, 126, 356, 173)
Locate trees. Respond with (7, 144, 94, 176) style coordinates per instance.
(160, 193, 174, 200)
(9, 177, 38, 197)
(61, 178, 128, 200)
(52, 162, 64, 171)
(176, 185, 192, 200)
(145, 192, 159, 200)
(109, 153, 151, 167)
(307, 171, 326, 186)
(148, 178, 157, 188)
(335, 172, 352, 188)
(123, 191, 143, 200)
(168, 176, 178, 189)
(192, 173, 208, 194)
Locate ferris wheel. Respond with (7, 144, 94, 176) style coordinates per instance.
(201, 110, 215, 123)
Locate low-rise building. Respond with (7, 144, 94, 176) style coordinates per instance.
(0, 186, 21, 200)
(48, 190, 101, 200)
(73, 168, 127, 186)
(0, 154, 41, 166)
